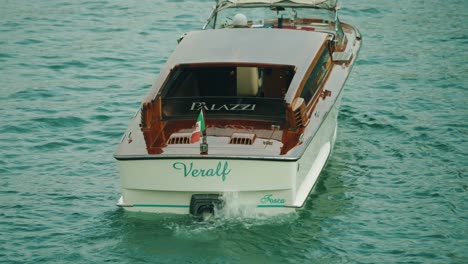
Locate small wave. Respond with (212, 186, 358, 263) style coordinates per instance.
(0, 53, 15, 58)
(11, 88, 55, 99)
(0, 124, 33, 134)
(0, 189, 18, 195)
(91, 56, 126, 63)
(88, 27, 128, 33)
(32, 141, 69, 150)
(15, 38, 43, 45)
(356, 7, 382, 15)
(175, 14, 194, 19)
(47, 60, 88, 71)
(343, 114, 403, 135)
(74, 74, 119, 80)
(46, 193, 81, 201)
(356, 59, 381, 66)
(150, 27, 174, 32)
(106, 84, 122, 89)
(38, 55, 62, 60)
(32, 116, 89, 128)
(90, 114, 111, 121)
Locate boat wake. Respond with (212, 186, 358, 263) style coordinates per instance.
(166, 210, 299, 239)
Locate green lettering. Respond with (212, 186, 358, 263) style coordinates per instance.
(206, 168, 215, 176)
(172, 161, 230, 181)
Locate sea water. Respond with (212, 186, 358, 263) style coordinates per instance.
(1, 0, 467, 263)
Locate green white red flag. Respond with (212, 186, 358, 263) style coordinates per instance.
(190, 109, 205, 143)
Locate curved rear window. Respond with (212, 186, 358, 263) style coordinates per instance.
(160, 64, 295, 121)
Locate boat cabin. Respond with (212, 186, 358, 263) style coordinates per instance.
(136, 28, 334, 156)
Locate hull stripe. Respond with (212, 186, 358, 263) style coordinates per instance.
(131, 204, 285, 208)
(133, 204, 190, 208)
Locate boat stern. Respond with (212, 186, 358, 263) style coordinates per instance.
(116, 158, 299, 215)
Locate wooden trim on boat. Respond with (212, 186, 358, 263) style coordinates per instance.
(114, 155, 300, 162)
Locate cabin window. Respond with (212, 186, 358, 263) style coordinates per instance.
(160, 64, 295, 121)
(300, 47, 331, 104)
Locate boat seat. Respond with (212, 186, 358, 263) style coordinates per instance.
(236, 67, 259, 96)
(262, 68, 290, 98)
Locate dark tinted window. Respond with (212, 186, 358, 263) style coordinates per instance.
(160, 64, 295, 122)
(300, 48, 330, 103)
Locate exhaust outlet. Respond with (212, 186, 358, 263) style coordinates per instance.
(189, 194, 224, 218)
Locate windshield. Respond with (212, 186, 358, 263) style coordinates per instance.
(206, 7, 334, 29)
(160, 64, 295, 121)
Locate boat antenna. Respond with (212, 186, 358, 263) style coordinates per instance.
(264, 124, 280, 148)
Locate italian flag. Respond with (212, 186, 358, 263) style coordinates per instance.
(190, 110, 205, 143)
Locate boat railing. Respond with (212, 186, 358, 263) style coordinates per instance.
(202, 2, 346, 49)
(204, 2, 338, 29)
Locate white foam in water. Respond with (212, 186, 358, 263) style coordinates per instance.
(164, 192, 300, 238)
(215, 192, 264, 219)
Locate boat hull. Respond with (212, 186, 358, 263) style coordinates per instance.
(116, 96, 341, 215)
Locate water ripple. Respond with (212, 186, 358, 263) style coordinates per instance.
(31, 116, 89, 128)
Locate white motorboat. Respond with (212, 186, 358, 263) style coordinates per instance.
(114, 0, 361, 217)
